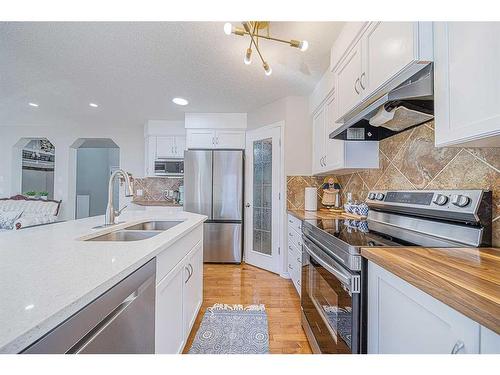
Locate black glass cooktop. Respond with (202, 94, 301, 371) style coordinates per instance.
(303, 218, 408, 248)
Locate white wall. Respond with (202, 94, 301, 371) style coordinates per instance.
(248, 96, 312, 176)
(0, 123, 144, 220)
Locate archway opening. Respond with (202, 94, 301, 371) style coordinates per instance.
(12, 138, 56, 200)
(70, 138, 120, 219)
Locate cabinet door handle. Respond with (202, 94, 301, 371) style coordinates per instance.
(288, 264, 293, 270)
(297, 257, 301, 263)
(216, 137, 219, 145)
(451, 340, 465, 354)
(289, 219, 293, 223)
(360, 73, 366, 90)
(184, 265, 193, 284)
(354, 78, 360, 94)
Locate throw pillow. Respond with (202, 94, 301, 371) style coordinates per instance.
(0, 210, 23, 230)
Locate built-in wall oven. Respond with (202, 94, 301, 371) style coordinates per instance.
(300, 189, 492, 354)
(154, 159, 184, 176)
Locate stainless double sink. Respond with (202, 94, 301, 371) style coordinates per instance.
(86, 220, 184, 242)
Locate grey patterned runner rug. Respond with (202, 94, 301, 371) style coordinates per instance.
(188, 304, 270, 354)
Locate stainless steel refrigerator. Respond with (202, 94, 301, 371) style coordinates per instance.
(184, 150, 243, 263)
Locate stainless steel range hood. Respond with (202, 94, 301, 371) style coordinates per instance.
(330, 64, 434, 141)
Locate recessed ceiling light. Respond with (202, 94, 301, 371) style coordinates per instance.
(172, 97, 188, 106)
(25, 304, 35, 310)
(28, 102, 39, 107)
(89, 103, 99, 108)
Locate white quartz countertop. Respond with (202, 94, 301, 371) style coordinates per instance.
(0, 207, 207, 353)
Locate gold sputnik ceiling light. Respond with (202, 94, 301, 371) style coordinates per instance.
(224, 21, 309, 76)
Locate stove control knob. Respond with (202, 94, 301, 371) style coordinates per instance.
(432, 194, 448, 206)
(375, 193, 385, 201)
(451, 194, 470, 208)
(368, 193, 376, 200)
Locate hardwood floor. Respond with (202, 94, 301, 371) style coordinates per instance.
(183, 262, 312, 354)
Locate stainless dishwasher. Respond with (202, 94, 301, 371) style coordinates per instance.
(23, 259, 156, 354)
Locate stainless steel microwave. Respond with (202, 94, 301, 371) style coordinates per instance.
(154, 159, 184, 176)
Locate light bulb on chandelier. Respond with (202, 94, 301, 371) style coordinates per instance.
(244, 48, 252, 65)
(263, 62, 272, 76)
(224, 23, 233, 35)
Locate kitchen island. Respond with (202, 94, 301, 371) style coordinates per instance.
(0, 207, 206, 353)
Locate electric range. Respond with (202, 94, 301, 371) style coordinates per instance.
(300, 189, 492, 354)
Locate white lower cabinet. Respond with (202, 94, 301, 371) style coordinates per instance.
(480, 326, 500, 354)
(368, 261, 480, 354)
(155, 260, 186, 354)
(155, 241, 203, 354)
(183, 242, 203, 337)
(287, 214, 303, 295)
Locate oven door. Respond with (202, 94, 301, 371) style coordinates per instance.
(301, 236, 361, 354)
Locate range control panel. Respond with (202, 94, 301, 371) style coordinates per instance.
(365, 190, 489, 219)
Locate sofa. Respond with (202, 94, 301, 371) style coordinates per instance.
(0, 195, 61, 231)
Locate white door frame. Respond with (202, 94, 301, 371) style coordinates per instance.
(244, 121, 285, 275)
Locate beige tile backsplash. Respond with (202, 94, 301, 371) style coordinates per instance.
(287, 120, 500, 246)
(133, 177, 183, 203)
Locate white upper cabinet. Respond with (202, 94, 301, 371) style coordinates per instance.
(185, 113, 247, 150)
(311, 91, 378, 175)
(186, 129, 215, 149)
(186, 129, 245, 149)
(215, 130, 246, 149)
(175, 136, 186, 157)
(333, 22, 433, 122)
(335, 41, 364, 120)
(434, 22, 500, 147)
(363, 22, 417, 94)
(156, 136, 176, 158)
(312, 106, 326, 174)
(324, 93, 345, 172)
(144, 120, 186, 176)
(152, 136, 185, 159)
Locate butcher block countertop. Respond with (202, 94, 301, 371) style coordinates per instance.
(361, 246, 500, 334)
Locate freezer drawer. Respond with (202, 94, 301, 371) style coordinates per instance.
(204, 222, 242, 263)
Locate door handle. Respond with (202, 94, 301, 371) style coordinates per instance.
(245, 203, 251, 208)
(360, 72, 366, 90)
(354, 78, 360, 94)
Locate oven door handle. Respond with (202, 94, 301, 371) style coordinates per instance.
(303, 242, 360, 294)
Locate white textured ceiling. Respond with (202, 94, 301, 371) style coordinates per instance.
(0, 22, 343, 127)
